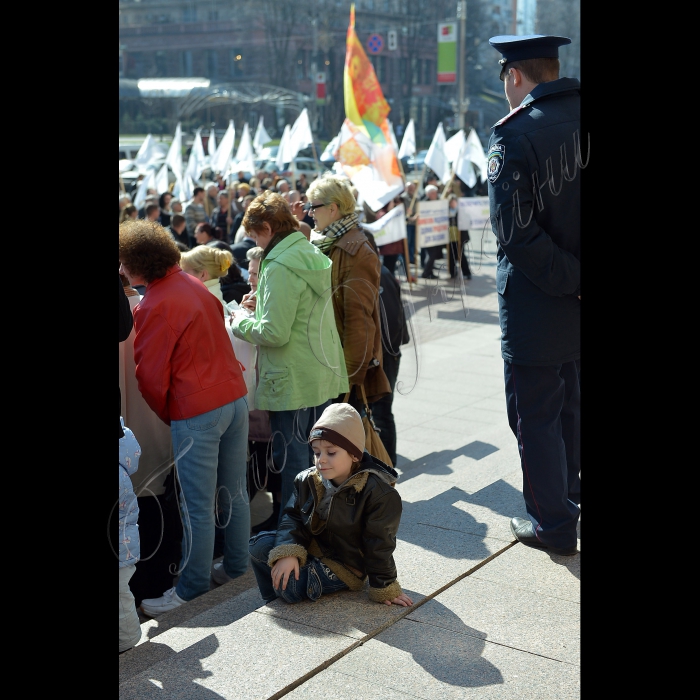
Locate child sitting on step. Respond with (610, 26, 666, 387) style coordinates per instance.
(249, 403, 413, 607)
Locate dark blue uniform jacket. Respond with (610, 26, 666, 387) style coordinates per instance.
(488, 77, 582, 366)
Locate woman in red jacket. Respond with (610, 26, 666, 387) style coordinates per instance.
(119, 220, 250, 616)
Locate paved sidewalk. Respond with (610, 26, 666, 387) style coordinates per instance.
(119, 237, 580, 699)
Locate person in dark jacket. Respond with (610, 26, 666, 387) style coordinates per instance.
(487, 34, 581, 557)
(219, 263, 251, 305)
(371, 265, 410, 467)
(248, 403, 414, 607)
(229, 234, 256, 271)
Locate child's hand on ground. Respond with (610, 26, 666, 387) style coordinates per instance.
(271, 556, 299, 590)
(384, 593, 414, 607)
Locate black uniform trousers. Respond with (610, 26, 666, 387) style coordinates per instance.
(504, 359, 580, 550)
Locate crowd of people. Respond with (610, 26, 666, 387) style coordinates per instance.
(117, 170, 433, 653)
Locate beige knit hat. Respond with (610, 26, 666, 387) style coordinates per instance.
(308, 403, 365, 461)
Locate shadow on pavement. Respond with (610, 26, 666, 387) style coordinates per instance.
(374, 605, 504, 688)
(397, 439, 501, 476)
(120, 635, 226, 699)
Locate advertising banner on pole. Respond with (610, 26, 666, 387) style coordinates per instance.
(457, 196, 491, 232)
(437, 22, 457, 84)
(417, 199, 450, 248)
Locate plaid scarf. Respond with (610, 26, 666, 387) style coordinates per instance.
(312, 213, 360, 254)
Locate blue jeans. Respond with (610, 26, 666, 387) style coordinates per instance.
(269, 401, 331, 523)
(171, 397, 249, 601)
(248, 531, 348, 604)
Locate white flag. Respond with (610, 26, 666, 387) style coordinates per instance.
(283, 108, 313, 164)
(134, 134, 159, 168)
(275, 125, 291, 171)
(207, 128, 217, 157)
(133, 169, 157, 210)
(173, 172, 195, 202)
(454, 137, 477, 188)
(387, 120, 399, 154)
(444, 129, 466, 164)
(464, 128, 488, 183)
(210, 120, 235, 175)
(165, 123, 183, 179)
(397, 119, 416, 159)
(253, 116, 271, 156)
(232, 123, 256, 173)
(424, 122, 450, 183)
(454, 128, 488, 188)
(349, 164, 404, 212)
(321, 135, 339, 162)
(185, 129, 207, 183)
(155, 163, 170, 195)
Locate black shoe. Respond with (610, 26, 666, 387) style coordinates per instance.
(509, 517, 578, 556)
(421, 272, 439, 279)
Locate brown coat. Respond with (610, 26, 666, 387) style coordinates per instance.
(327, 227, 391, 403)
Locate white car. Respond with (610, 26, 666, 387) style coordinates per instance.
(262, 156, 329, 184)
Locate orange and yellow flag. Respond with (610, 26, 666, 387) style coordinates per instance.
(344, 4, 393, 148)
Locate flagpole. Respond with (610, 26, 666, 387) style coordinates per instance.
(440, 167, 458, 277)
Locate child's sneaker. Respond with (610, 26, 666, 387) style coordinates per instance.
(140, 587, 186, 617)
(211, 562, 233, 586)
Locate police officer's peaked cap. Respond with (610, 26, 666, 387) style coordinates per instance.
(489, 34, 571, 63)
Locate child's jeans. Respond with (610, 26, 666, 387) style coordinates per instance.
(249, 531, 349, 604)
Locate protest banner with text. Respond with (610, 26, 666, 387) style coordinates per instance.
(417, 199, 449, 248)
(360, 203, 407, 246)
(457, 196, 490, 232)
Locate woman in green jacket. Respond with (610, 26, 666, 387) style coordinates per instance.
(231, 191, 348, 519)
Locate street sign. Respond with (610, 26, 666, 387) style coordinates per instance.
(367, 34, 384, 54)
(388, 30, 397, 50)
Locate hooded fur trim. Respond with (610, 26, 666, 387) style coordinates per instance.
(310, 467, 370, 496)
(368, 580, 403, 603)
(267, 543, 308, 568)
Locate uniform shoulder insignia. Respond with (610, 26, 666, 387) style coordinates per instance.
(492, 104, 525, 128)
(487, 144, 505, 183)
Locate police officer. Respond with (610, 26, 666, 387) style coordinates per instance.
(487, 35, 582, 556)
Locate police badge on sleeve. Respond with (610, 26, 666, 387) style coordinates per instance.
(487, 144, 505, 183)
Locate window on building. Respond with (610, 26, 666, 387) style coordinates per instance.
(207, 50, 218, 77)
(410, 57, 418, 85)
(183, 5, 197, 23)
(180, 50, 193, 77)
(208, 11, 219, 21)
(155, 51, 167, 76)
(230, 49, 243, 77)
(425, 60, 433, 84)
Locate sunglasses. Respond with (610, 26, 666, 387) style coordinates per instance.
(304, 202, 327, 212)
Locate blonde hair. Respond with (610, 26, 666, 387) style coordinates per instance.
(180, 246, 233, 279)
(306, 174, 357, 217)
(246, 246, 265, 261)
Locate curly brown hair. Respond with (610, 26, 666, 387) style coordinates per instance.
(119, 219, 181, 283)
(243, 191, 299, 237)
